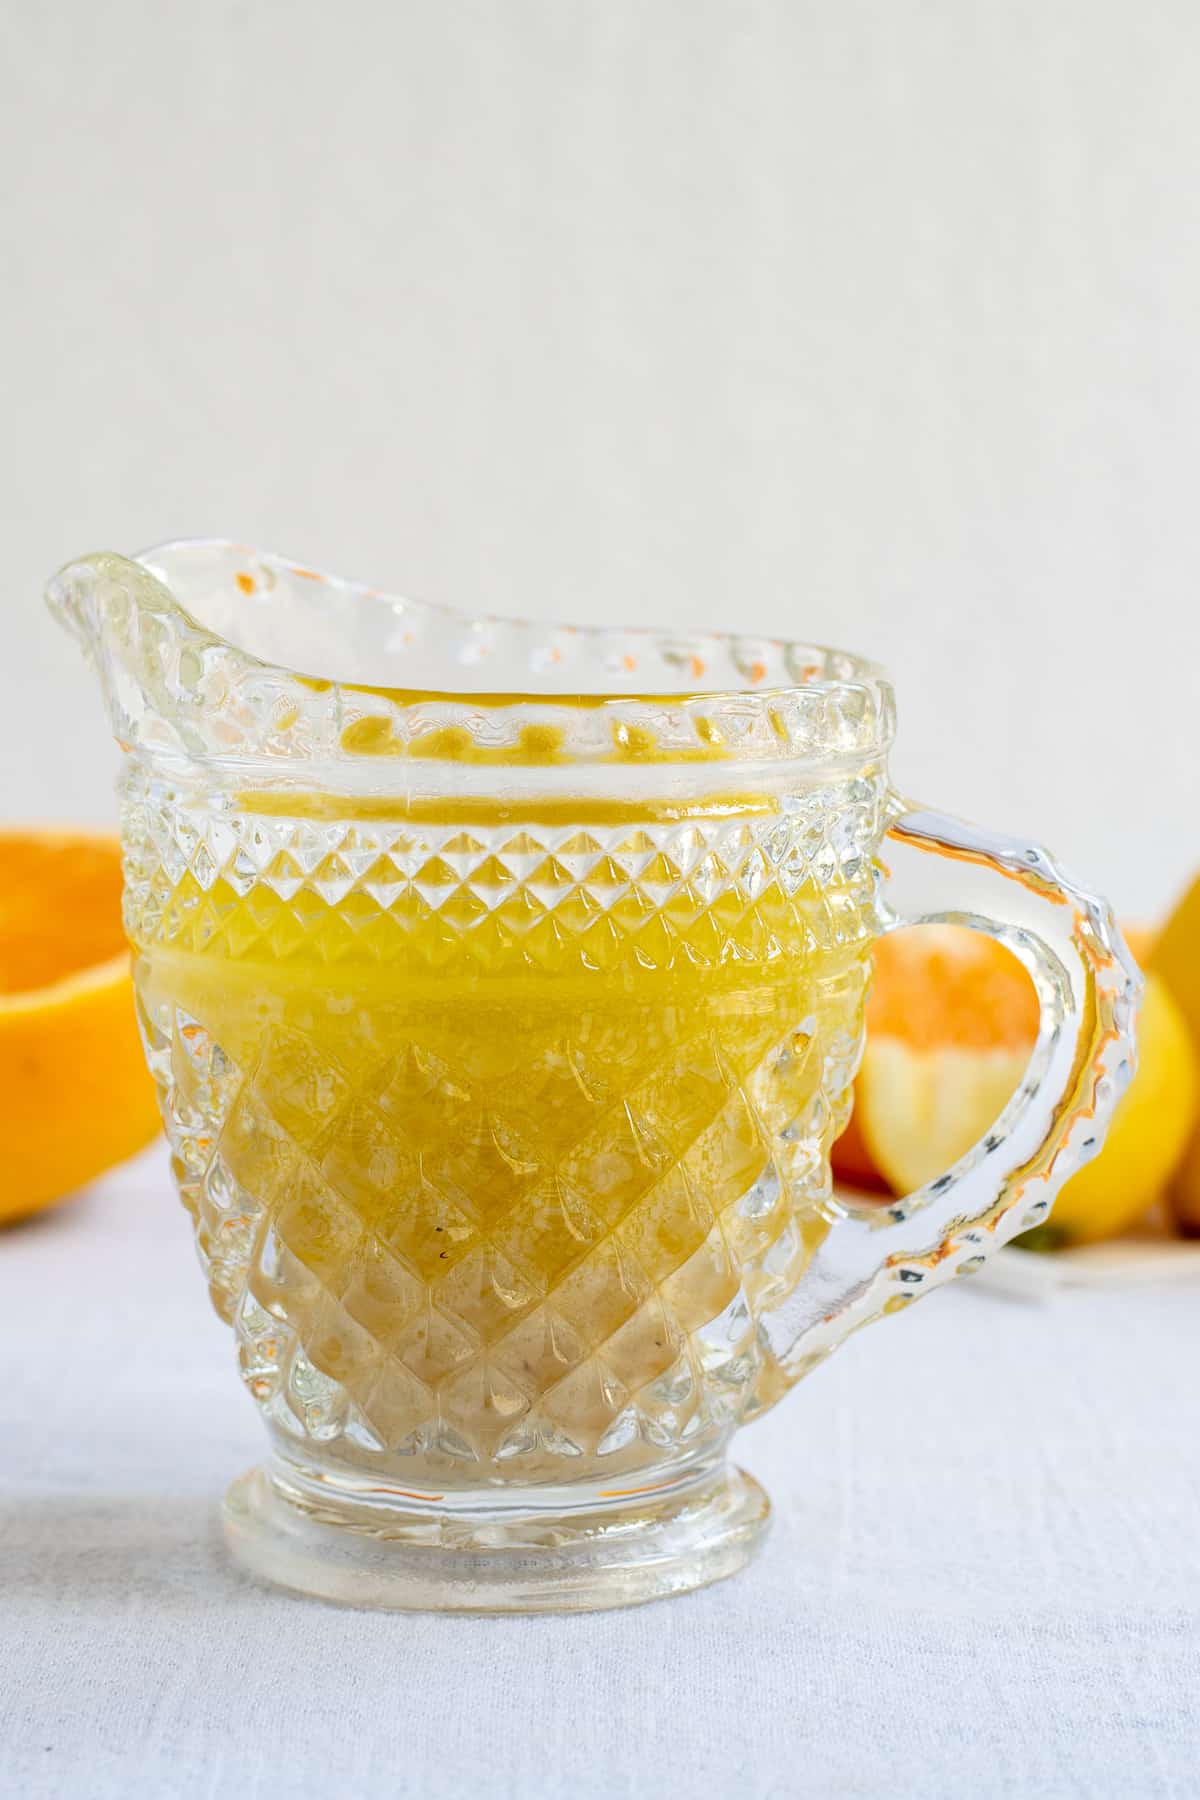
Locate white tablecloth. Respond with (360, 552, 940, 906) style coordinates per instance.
(3, 1145, 1198, 1799)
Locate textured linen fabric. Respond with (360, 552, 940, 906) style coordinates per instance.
(2, 1145, 1198, 1799)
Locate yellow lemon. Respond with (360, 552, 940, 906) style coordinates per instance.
(1044, 973, 1197, 1243)
(1150, 873, 1200, 1236)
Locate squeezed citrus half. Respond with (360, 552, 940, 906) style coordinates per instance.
(841, 921, 1198, 1246)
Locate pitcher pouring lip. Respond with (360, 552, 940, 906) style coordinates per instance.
(46, 548, 236, 768)
(43, 538, 897, 785)
(46, 536, 896, 700)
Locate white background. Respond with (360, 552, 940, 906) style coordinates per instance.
(3, 1, 1198, 917)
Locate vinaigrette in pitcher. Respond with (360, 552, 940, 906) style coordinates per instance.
(128, 774, 874, 1486)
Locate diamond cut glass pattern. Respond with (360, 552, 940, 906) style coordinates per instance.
(128, 773, 883, 1481)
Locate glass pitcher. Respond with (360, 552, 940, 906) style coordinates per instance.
(48, 541, 1139, 1613)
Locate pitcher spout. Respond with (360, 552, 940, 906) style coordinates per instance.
(47, 550, 150, 658)
(46, 549, 256, 765)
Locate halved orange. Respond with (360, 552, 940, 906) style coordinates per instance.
(831, 925, 1037, 1192)
(0, 828, 160, 1225)
(835, 920, 1199, 1247)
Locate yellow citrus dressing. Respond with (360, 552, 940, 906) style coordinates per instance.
(131, 779, 873, 1475)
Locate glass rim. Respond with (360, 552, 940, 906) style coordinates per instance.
(49, 538, 897, 774)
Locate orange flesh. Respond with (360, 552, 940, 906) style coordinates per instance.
(864, 927, 1039, 1052)
(0, 833, 127, 995)
(0, 828, 160, 1221)
(833, 922, 1152, 1194)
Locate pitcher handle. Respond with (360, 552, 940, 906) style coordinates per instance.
(794, 800, 1142, 1367)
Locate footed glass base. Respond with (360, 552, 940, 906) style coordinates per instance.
(222, 1455, 770, 1614)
